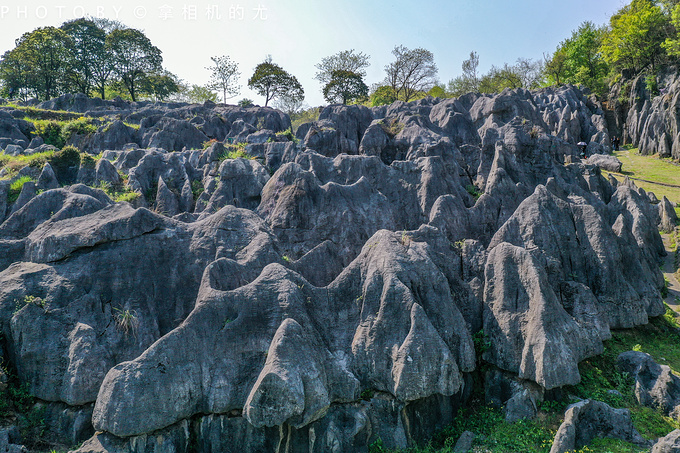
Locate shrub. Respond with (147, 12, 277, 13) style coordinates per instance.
(275, 127, 297, 143)
(32, 120, 65, 148)
(47, 145, 81, 185)
(202, 138, 218, 149)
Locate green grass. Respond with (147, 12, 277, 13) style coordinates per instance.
(0, 150, 55, 179)
(29, 117, 97, 148)
(8, 176, 34, 203)
(218, 144, 254, 161)
(604, 148, 680, 217)
(96, 181, 140, 204)
(0, 103, 81, 121)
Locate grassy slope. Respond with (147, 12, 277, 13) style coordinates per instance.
(381, 150, 680, 453)
(603, 148, 680, 218)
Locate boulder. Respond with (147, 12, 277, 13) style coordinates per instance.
(653, 429, 680, 453)
(550, 400, 648, 453)
(617, 351, 680, 417)
(586, 154, 623, 172)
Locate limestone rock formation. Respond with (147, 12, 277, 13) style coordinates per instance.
(0, 87, 668, 451)
(550, 400, 649, 453)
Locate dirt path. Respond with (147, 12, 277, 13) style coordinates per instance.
(661, 231, 680, 313)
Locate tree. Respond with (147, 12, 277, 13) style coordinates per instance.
(0, 49, 34, 100)
(248, 56, 304, 107)
(384, 45, 438, 102)
(322, 70, 368, 104)
(514, 57, 545, 89)
(544, 50, 568, 85)
(314, 49, 370, 85)
(663, 3, 680, 57)
(602, 0, 667, 73)
(369, 85, 397, 106)
(206, 55, 240, 103)
(107, 28, 162, 101)
(61, 18, 108, 97)
(447, 51, 480, 97)
(182, 84, 218, 103)
(3, 27, 73, 100)
(478, 64, 523, 93)
(140, 70, 181, 101)
(272, 95, 305, 115)
(553, 21, 609, 95)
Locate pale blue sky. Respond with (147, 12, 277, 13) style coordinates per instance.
(0, 0, 625, 106)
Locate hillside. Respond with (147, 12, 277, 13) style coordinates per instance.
(0, 86, 676, 453)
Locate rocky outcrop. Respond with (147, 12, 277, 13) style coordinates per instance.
(550, 400, 649, 453)
(0, 87, 668, 452)
(653, 429, 680, 453)
(617, 351, 680, 417)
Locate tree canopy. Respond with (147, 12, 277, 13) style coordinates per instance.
(384, 45, 438, 102)
(601, 0, 667, 73)
(315, 49, 370, 85)
(206, 55, 240, 104)
(248, 57, 304, 107)
(323, 70, 368, 104)
(106, 28, 162, 102)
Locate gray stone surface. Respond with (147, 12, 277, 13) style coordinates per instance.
(653, 429, 680, 453)
(617, 351, 680, 417)
(550, 400, 649, 453)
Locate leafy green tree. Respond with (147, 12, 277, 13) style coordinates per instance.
(181, 84, 218, 103)
(0, 49, 34, 100)
(206, 55, 240, 103)
(314, 49, 370, 85)
(3, 27, 73, 100)
(140, 70, 181, 101)
(478, 64, 523, 93)
(663, 3, 680, 57)
(322, 70, 368, 104)
(60, 18, 108, 96)
(553, 21, 609, 95)
(247, 56, 304, 107)
(427, 85, 448, 98)
(106, 28, 162, 101)
(384, 45, 438, 102)
(369, 85, 397, 106)
(238, 98, 254, 107)
(544, 50, 568, 85)
(602, 0, 667, 73)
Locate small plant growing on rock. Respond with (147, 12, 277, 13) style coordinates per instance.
(465, 184, 481, 200)
(113, 308, 139, 338)
(400, 230, 411, 247)
(8, 176, 34, 203)
(202, 138, 218, 149)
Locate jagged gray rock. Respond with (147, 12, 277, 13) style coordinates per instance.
(617, 351, 680, 417)
(550, 400, 649, 453)
(659, 196, 678, 233)
(586, 153, 623, 172)
(653, 429, 680, 453)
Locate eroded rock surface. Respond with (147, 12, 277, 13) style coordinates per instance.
(0, 87, 667, 452)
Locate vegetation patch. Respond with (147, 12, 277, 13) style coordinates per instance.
(30, 117, 97, 148)
(0, 150, 55, 179)
(8, 176, 34, 203)
(218, 144, 254, 161)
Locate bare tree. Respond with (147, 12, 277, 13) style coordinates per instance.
(384, 45, 438, 102)
(206, 55, 240, 104)
(314, 49, 370, 85)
